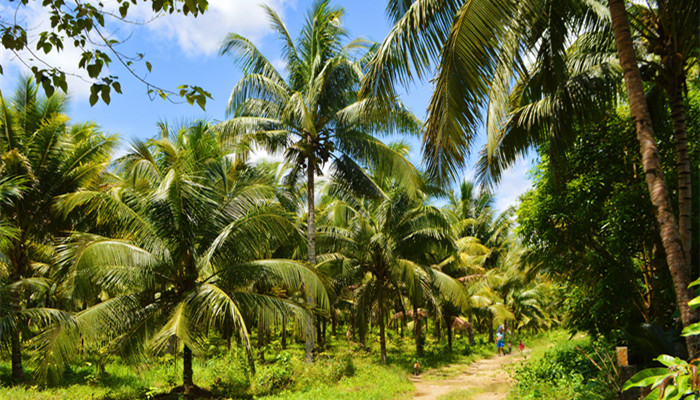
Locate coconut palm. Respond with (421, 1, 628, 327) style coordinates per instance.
(483, 0, 697, 271)
(440, 181, 518, 344)
(363, 0, 697, 353)
(608, 0, 696, 354)
(627, 0, 699, 271)
(0, 78, 117, 381)
(316, 160, 467, 362)
(35, 122, 328, 392)
(218, 0, 421, 360)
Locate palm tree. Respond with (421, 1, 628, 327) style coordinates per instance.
(0, 78, 117, 381)
(316, 161, 466, 361)
(218, 0, 421, 361)
(441, 181, 516, 344)
(363, 0, 698, 354)
(35, 122, 328, 392)
(627, 0, 699, 271)
(607, 0, 697, 355)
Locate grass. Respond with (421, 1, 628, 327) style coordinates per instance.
(0, 329, 510, 400)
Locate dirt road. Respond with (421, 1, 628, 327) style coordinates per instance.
(410, 353, 526, 400)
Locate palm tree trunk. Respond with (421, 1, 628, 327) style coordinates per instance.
(182, 345, 194, 392)
(258, 318, 265, 362)
(488, 315, 494, 343)
(446, 318, 453, 351)
(281, 317, 287, 349)
(669, 80, 692, 269)
(316, 317, 324, 346)
(305, 157, 317, 362)
(331, 311, 337, 337)
(11, 332, 24, 382)
(414, 305, 423, 356)
(379, 310, 387, 363)
(467, 316, 475, 346)
(608, 0, 698, 356)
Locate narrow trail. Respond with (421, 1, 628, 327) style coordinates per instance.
(410, 352, 528, 400)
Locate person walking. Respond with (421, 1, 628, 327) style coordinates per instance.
(495, 326, 505, 356)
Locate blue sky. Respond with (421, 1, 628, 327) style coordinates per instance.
(0, 0, 534, 211)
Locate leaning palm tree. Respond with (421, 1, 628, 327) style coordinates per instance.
(218, 0, 421, 360)
(363, 0, 697, 353)
(35, 122, 328, 392)
(0, 77, 117, 381)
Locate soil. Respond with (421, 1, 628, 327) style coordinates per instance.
(411, 352, 528, 400)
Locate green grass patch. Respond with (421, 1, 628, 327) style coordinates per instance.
(0, 330, 549, 399)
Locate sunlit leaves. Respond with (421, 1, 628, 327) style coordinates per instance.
(1, 0, 211, 108)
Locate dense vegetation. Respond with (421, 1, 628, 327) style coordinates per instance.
(1, 0, 699, 399)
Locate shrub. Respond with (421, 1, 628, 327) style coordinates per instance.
(208, 349, 252, 395)
(509, 337, 616, 400)
(254, 353, 294, 394)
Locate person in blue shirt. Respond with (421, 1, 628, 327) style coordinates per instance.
(496, 326, 505, 356)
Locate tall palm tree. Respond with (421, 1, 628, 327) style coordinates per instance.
(607, 0, 697, 355)
(627, 0, 699, 271)
(218, 0, 421, 360)
(35, 123, 328, 392)
(0, 78, 117, 381)
(363, 0, 698, 354)
(482, 0, 697, 274)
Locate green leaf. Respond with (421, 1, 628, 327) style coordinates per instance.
(644, 388, 661, 400)
(89, 91, 98, 106)
(623, 368, 671, 390)
(656, 355, 684, 368)
(146, 61, 152, 72)
(86, 63, 100, 78)
(100, 86, 110, 104)
(689, 296, 700, 309)
(195, 95, 206, 110)
(681, 322, 700, 337)
(41, 79, 54, 97)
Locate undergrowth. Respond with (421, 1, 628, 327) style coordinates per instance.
(507, 332, 617, 400)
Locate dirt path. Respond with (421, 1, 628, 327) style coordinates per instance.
(410, 352, 527, 400)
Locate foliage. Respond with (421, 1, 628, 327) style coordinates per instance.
(218, 0, 422, 215)
(517, 88, 700, 336)
(623, 355, 700, 400)
(316, 164, 465, 361)
(1, 0, 212, 108)
(0, 77, 117, 381)
(362, 0, 613, 184)
(33, 121, 328, 388)
(508, 335, 616, 400)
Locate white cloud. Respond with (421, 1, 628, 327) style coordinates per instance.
(137, 0, 293, 57)
(493, 156, 535, 213)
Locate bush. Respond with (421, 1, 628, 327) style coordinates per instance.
(208, 349, 252, 395)
(508, 337, 616, 400)
(254, 352, 294, 394)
